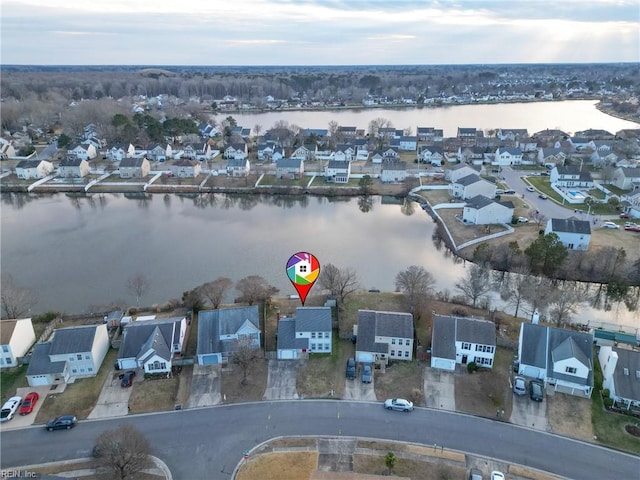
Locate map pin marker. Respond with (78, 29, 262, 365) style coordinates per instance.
(286, 252, 320, 305)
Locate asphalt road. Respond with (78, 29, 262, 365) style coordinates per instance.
(1, 401, 638, 479)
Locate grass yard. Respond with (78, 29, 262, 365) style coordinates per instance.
(374, 361, 424, 406)
(221, 357, 269, 403)
(353, 454, 467, 480)
(547, 392, 594, 442)
(35, 348, 119, 422)
(129, 374, 180, 413)
(0, 365, 28, 403)
(236, 452, 319, 480)
(297, 337, 351, 398)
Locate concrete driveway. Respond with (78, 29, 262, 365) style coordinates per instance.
(509, 380, 548, 431)
(263, 360, 298, 400)
(88, 369, 136, 419)
(0, 385, 62, 431)
(423, 367, 456, 410)
(342, 364, 377, 401)
(186, 365, 222, 408)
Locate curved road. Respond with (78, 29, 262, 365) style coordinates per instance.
(1, 401, 638, 479)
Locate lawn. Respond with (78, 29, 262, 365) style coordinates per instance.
(221, 357, 269, 403)
(129, 374, 180, 413)
(374, 361, 424, 406)
(0, 365, 28, 403)
(35, 348, 119, 422)
(526, 176, 619, 215)
(296, 337, 351, 398)
(236, 452, 319, 480)
(353, 454, 467, 480)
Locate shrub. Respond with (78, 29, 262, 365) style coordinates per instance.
(602, 389, 610, 397)
(604, 397, 614, 408)
(451, 306, 468, 317)
(467, 362, 478, 373)
(411, 388, 423, 405)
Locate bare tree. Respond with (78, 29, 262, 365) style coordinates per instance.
(253, 124, 262, 138)
(1, 274, 37, 319)
(522, 276, 555, 319)
(530, 210, 547, 228)
(395, 266, 435, 318)
(318, 263, 359, 305)
(199, 277, 233, 308)
(126, 272, 150, 307)
(231, 335, 261, 385)
(499, 266, 531, 318)
(235, 275, 279, 306)
(93, 424, 152, 480)
(455, 264, 493, 308)
(548, 281, 582, 327)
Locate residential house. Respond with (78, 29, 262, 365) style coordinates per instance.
(418, 145, 444, 166)
(58, 157, 90, 178)
(355, 310, 414, 365)
(493, 147, 523, 166)
(117, 316, 187, 372)
(227, 157, 250, 177)
(147, 144, 172, 162)
(612, 167, 640, 190)
(334, 145, 355, 162)
(0, 139, 17, 160)
(381, 147, 399, 159)
(462, 195, 514, 225)
(457, 128, 482, 146)
(67, 144, 97, 161)
(291, 144, 317, 161)
(445, 163, 482, 182)
(545, 217, 591, 251)
(622, 190, 640, 219)
(398, 136, 418, 152)
(458, 146, 488, 165)
(0, 318, 36, 369)
(599, 346, 640, 412)
(257, 144, 284, 162)
(381, 160, 407, 183)
(184, 143, 213, 161)
(338, 126, 357, 138)
(276, 158, 304, 179)
(107, 144, 135, 161)
(325, 160, 351, 183)
(301, 128, 328, 141)
(537, 148, 567, 167)
(276, 307, 332, 360)
(371, 151, 385, 164)
(15, 159, 54, 179)
(416, 127, 443, 143)
(26, 324, 109, 386)
(517, 322, 594, 398)
(352, 138, 370, 160)
(168, 159, 201, 178)
(430, 315, 496, 371)
(497, 129, 529, 141)
(569, 137, 596, 152)
(223, 143, 248, 160)
(82, 136, 103, 150)
(197, 307, 261, 365)
(451, 174, 496, 200)
(119, 157, 150, 178)
(550, 166, 594, 188)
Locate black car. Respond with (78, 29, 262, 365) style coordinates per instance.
(529, 380, 544, 402)
(120, 370, 136, 388)
(45, 415, 77, 431)
(538, 194, 548, 200)
(346, 358, 356, 380)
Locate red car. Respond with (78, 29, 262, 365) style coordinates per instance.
(19, 392, 39, 415)
(624, 224, 640, 232)
(619, 212, 629, 219)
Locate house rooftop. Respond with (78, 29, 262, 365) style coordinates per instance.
(197, 306, 260, 356)
(356, 310, 414, 355)
(612, 347, 640, 402)
(550, 217, 591, 235)
(26, 343, 66, 376)
(295, 307, 332, 332)
(49, 325, 101, 355)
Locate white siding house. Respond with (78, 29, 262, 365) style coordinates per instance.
(58, 158, 90, 178)
(550, 166, 594, 188)
(451, 174, 496, 200)
(545, 217, 591, 251)
(462, 196, 514, 225)
(197, 307, 261, 365)
(325, 160, 351, 183)
(599, 346, 640, 412)
(0, 318, 36, 369)
(431, 315, 497, 371)
(355, 310, 414, 365)
(15, 159, 54, 179)
(277, 307, 332, 360)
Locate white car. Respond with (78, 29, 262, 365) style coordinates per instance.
(491, 472, 505, 480)
(513, 376, 527, 395)
(602, 222, 620, 229)
(0, 396, 23, 423)
(517, 217, 529, 223)
(526, 186, 535, 192)
(383, 398, 414, 412)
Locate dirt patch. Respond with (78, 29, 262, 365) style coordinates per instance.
(221, 357, 269, 403)
(340, 292, 407, 337)
(236, 452, 318, 480)
(509, 465, 564, 480)
(129, 375, 180, 413)
(268, 438, 318, 449)
(374, 361, 424, 406)
(454, 347, 513, 419)
(437, 208, 511, 247)
(546, 393, 594, 442)
(353, 454, 467, 480)
(297, 338, 351, 399)
(175, 364, 193, 406)
(625, 424, 640, 437)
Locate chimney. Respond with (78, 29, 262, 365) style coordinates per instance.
(532, 310, 540, 325)
(602, 349, 618, 391)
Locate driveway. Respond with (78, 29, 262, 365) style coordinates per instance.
(342, 364, 377, 401)
(0, 385, 61, 431)
(88, 369, 136, 419)
(423, 367, 456, 410)
(509, 380, 548, 431)
(185, 365, 222, 408)
(263, 360, 298, 400)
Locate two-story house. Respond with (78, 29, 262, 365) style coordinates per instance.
(26, 324, 109, 386)
(445, 163, 482, 182)
(462, 195, 514, 225)
(334, 145, 355, 162)
(67, 144, 97, 161)
(0, 318, 36, 369)
(325, 160, 351, 183)
(223, 143, 248, 160)
(276, 158, 304, 179)
(58, 157, 90, 178)
(147, 144, 172, 162)
(226, 157, 250, 177)
(168, 159, 201, 178)
(431, 315, 497, 370)
(599, 346, 640, 412)
(550, 166, 594, 188)
(119, 157, 150, 178)
(291, 144, 317, 161)
(197, 307, 261, 365)
(381, 160, 407, 183)
(451, 174, 496, 200)
(398, 136, 417, 152)
(418, 145, 444, 166)
(15, 159, 54, 179)
(544, 217, 591, 251)
(355, 310, 414, 365)
(493, 147, 523, 166)
(276, 307, 332, 359)
(612, 167, 640, 191)
(107, 144, 135, 162)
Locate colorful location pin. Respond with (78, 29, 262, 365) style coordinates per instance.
(286, 252, 320, 305)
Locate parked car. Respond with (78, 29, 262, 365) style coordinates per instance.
(513, 376, 527, 395)
(538, 194, 548, 199)
(362, 364, 372, 384)
(383, 398, 414, 412)
(526, 186, 535, 192)
(517, 217, 529, 223)
(505, 189, 516, 194)
(529, 380, 544, 402)
(45, 415, 77, 431)
(490, 472, 505, 480)
(19, 392, 39, 415)
(619, 212, 629, 219)
(120, 370, 136, 388)
(624, 223, 640, 232)
(346, 358, 356, 380)
(602, 221, 620, 229)
(469, 467, 483, 480)
(0, 396, 23, 423)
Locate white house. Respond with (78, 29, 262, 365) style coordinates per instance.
(226, 157, 250, 177)
(0, 139, 17, 160)
(325, 160, 351, 183)
(537, 148, 567, 167)
(334, 145, 355, 162)
(545, 217, 591, 251)
(550, 166, 594, 188)
(517, 322, 594, 398)
(119, 157, 150, 178)
(462, 195, 514, 225)
(497, 129, 529, 141)
(446, 163, 481, 182)
(58, 157, 90, 178)
(197, 307, 261, 365)
(418, 145, 444, 165)
(15, 159, 54, 179)
(493, 147, 523, 166)
(381, 160, 407, 183)
(291, 144, 317, 161)
(117, 316, 187, 373)
(26, 324, 109, 386)
(0, 318, 36, 369)
(451, 174, 496, 200)
(168, 159, 201, 178)
(398, 136, 417, 152)
(355, 310, 414, 365)
(599, 346, 640, 412)
(223, 143, 248, 160)
(147, 144, 172, 162)
(107, 144, 135, 162)
(431, 315, 497, 371)
(276, 158, 304, 179)
(612, 167, 640, 190)
(67, 144, 97, 161)
(277, 307, 332, 360)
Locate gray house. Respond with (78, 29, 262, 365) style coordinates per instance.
(355, 310, 414, 365)
(197, 306, 261, 365)
(277, 307, 332, 359)
(431, 315, 496, 371)
(275, 158, 304, 179)
(599, 346, 640, 412)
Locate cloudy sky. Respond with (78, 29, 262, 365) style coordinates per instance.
(1, 0, 638, 65)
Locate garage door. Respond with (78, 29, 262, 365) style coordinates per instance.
(199, 355, 219, 365)
(523, 366, 541, 378)
(278, 350, 295, 360)
(28, 375, 50, 387)
(432, 358, 455, 371)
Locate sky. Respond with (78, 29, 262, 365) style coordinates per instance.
(1, 0, 638, 65)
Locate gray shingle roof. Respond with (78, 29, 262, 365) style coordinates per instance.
(197, 306, 259, 356)
(327, 160, 349, 169)
(465, 195, 494, 210)
(59, 157, 84, 167)
(119, 317, 183, 360)
(356, 310, 413, 355)
(16, 160, 43, 169)
(49, 325, 99, 355)
(26, 343, 66, 376)
(227, 158, 247, 168)
(456, 173, 482, 186)
(276, 318, 296, 350)
(520, 322, 548, 368)
(547, 328, 593, 386)
(137, 326, 172, 363)
(550, 217, 591, 235)
(431, 316, 456, 360)
(295, 307, 332, 332)
(611, 347, 640, 402)
(276, 158, 302, 169)
(119, 157, 145, 168)
(455, 317, 496, 346)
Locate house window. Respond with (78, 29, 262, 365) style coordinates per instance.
(88, 368, 93, 372)
(85, 355, 90, 360)
(565, 366, 577, 374)
(325, 344, 330, 351)
(2, 346, 8, 353)
(391, 339, 396, 345)
(77, 354, 82, 360)
(462, 343, 471, 350)
(5, 358, 11, 365)
(405, 351, 409, 358)
(311, 344, 316, 350)
(311, 332, 316, 338)
(391, 350, 395, 357)
(325, 332, 330, 338)
(405, 339, 410, 346)
(80, 368, 85, 373)
(69, 357, 74, 362)
(72, 369, 77, 373)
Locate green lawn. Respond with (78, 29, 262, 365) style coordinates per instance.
(526, 176, 619, 215)
(0, 365, 29, 403)
(603, 184, 628, 196)
(296, 336, 349, 398)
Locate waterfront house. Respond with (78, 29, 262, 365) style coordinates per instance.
(226, 157, 250, 177)
(355, 310, 414, 365)
(107, 144, 135, 161)
(544, 217, 591, 251)
(418, 145, 444, 165)
(168, 159, 201, 178)
(291, 144, 317, 161)
(381, 159, 407, 183)
(445, 163, 482, 182)
(549, 166, 594, 188)
(599, 346, 640, 412)
(325, 160, 351, 183)
(67, 144, 97, 161)
(430, 315, 496, 371)
(0, 318, 36, 369)
(497, 129, 529, 141)
(147, 144, 172, 162)
(58, 157, 90, 178)
(277, 307, 332, 360)
(15, 159, 54, 179)
(334, 145, 355, 162)
(197, 307, 261, 365)
(493, 147, 523, 166)
(462, 195, 514, 225)
(398, 136, 418, 152)
(276, 157, 304, 179)
(119, 157, 150, 178)
(451, 174, 496, 200)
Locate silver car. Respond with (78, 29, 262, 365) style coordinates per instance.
(383, 398, 414, 412)
(513, 376, 526, 395)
